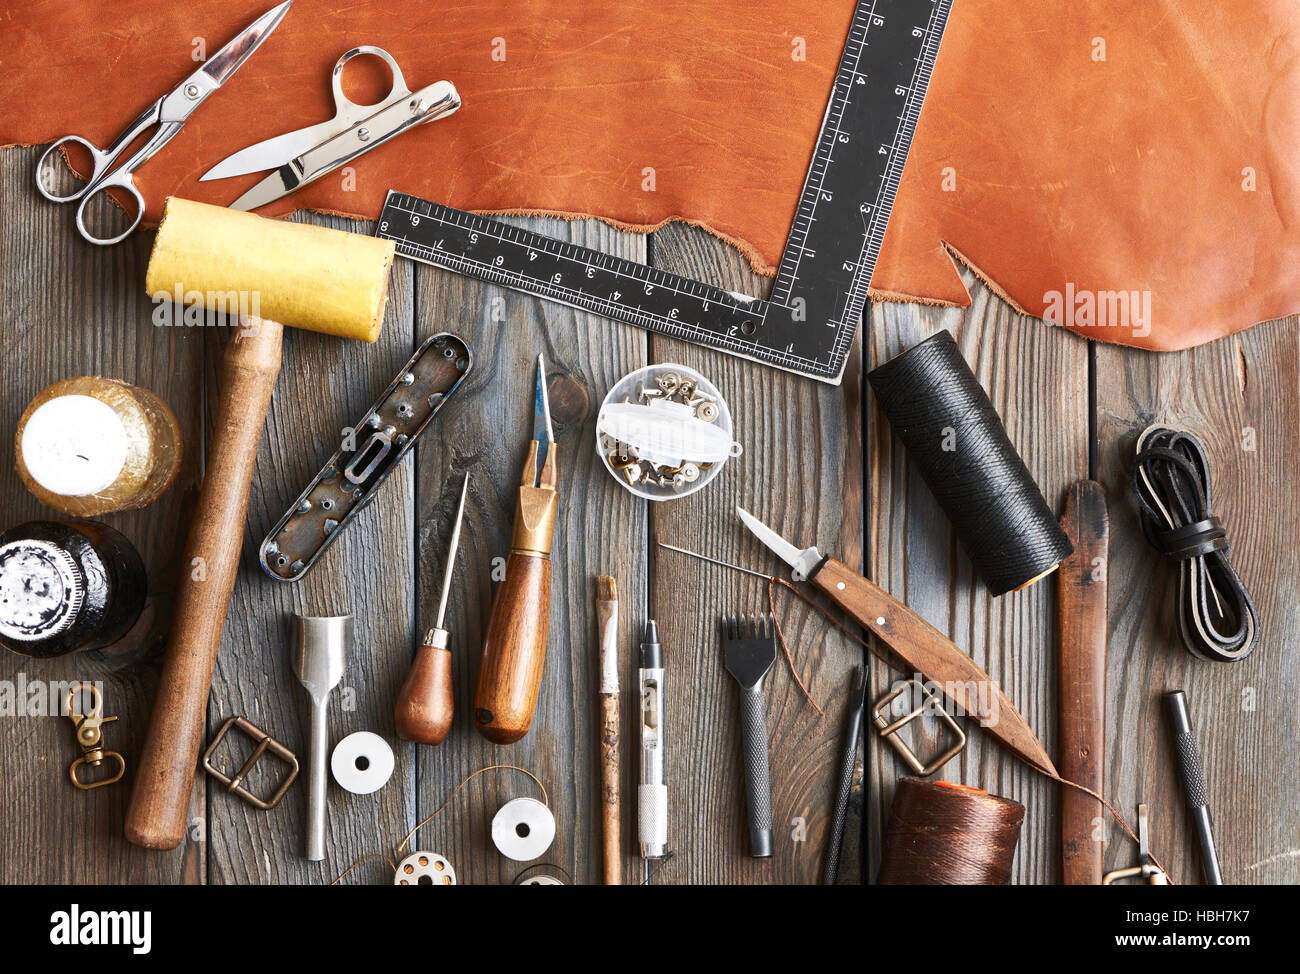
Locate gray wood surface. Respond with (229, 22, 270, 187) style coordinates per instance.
(2, 141, 1297, 884)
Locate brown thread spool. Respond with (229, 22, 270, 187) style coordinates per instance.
(15, 377, 182, 516)
(877, 778, 1025, 885)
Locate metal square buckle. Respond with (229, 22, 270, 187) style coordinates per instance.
(202, 716, 300, 810)
(870, 677, 967, 776)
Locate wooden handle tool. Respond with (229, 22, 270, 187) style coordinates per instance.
(736, 506, 1059, 776)
(395, 473, 470, 745)
(475, 357, 558, 744)
(1057, 480, 1108, 884)
(596, 575, 621, 884)
(125, 198, 395, 849)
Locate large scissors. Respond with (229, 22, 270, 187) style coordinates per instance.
(34, 1, 292, 245)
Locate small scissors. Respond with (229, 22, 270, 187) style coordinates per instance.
(34, 1, 292, 245)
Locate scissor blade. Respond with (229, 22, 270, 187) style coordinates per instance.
(200, 1, 293, 87)
(229, 167, 296, 211)
(533, 355, 554, 473)
(736, 507, 821, 579)
(201, 117, 341, 181)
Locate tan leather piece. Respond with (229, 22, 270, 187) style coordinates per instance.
(4, 1, 1297, 352)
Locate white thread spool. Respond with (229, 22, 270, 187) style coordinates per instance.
(491, 797, 556, 861)
(15, 377, 182, 516)
(330, 731, 394, 794)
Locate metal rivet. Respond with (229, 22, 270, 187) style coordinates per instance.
(184, 83, 200, 99)
(357, 127, 370, 141)
(876, 616, 885, 625)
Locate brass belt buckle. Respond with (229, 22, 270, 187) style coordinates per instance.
(871, 676, 967, 776)
(202, 716, 300, 810)
(1103, 804, 1169, 885)
(65, 683, 126, 791)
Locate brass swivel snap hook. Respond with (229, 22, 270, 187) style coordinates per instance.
(65, 683, 126, 791)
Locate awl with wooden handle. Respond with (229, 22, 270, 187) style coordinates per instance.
(474, 356, 558, 744)
(395, 472, 470, 745)
(1057, 481, 1108, 884)
(737, 507, 1058, 775)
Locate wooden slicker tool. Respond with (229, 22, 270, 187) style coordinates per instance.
(596, 575, 621, 885)
(474, 357, 557, 744)
(125, 198, 395, 850)
(1057, 481, 1109, 884)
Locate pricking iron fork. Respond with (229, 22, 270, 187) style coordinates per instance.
(721, 614, 777, 859)
(260, 333, 471, 580)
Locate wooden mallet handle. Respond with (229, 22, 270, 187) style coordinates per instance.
(126, 320, 283, 849)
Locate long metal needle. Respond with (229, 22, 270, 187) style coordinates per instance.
(656, 541, 773, 581)
(429, 472, 470, 640)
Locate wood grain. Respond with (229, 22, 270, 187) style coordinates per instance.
(648, 222, 865, 884)
(1057, 480, 1108, 885)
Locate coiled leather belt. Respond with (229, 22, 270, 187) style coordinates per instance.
(1133, 426, 1258, 662)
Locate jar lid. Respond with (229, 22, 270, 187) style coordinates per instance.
(0, 540, 84, 641)
(20, 394, 129, 497)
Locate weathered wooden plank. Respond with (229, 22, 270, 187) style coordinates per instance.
(204, 213, 418, 884)
(868, 272, 1089, 884)
(410, 217, 648, 886)
(0, 147, 200, 882)
(1095, 317, 1300, 885)
(647, 223, 865, 884)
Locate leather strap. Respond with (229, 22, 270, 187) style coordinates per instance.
(1133, 427, 1259, 663)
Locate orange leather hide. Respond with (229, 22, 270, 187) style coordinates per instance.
(3, 1, 1296, 352)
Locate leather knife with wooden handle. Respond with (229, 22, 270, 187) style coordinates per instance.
(737, 507, 1058, 776)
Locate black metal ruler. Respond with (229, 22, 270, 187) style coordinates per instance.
(377, 0, 950, 384)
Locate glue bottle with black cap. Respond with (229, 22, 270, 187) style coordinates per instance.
(0, 521, 146, 658)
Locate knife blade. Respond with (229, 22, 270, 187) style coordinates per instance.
(737, 506, 1059, 775)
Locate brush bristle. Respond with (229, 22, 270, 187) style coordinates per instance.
(596, 575, 617, 601)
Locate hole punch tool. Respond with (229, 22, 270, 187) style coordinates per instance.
(65, 684, 126, 791)
(33, 1, 292, 245)
(202, 46, 460, 211)
(720, 614, 778, 859)
(1102, 805, 1169, 885)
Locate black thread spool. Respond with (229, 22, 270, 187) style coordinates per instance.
(868, 331, 1073, 596)
(876, 778, 1025, 885)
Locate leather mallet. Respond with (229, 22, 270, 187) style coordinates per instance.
(125, 197, 395, 850)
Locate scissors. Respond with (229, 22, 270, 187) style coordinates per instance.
(200, 46, 460, 211)
(34, 1, 292, 245)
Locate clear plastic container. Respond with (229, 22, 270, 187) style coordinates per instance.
(596, 363, 741, 501)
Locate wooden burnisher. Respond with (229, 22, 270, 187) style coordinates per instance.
(126, 198, 395, 851)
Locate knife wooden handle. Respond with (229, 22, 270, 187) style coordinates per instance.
(810, 557, 1057, 776)
(1057, 481, 1108, 885)
(126, 320, 284, 850)
(474, 551, 551, 743)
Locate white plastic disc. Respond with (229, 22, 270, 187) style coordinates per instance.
(21, 395, 128, 497)
(491, 797, 555, 861)
(330, 731, 394, 794)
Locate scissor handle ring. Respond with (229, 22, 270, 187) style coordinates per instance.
(331, 46, 411, 112)
(35, 136, 110, 203)
(74, 171, 145, 247)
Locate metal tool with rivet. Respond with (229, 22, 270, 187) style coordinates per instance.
(202, 45, 460, 210)
(64, 683, 126, 790)
(291, 614, 350, 861)
(720, 614, 778, 859)
(1102, 805, 1169, 885)
(260, 333, 471, 580)
(735, 506, 1058, 774)
(395, 473, 470, 745)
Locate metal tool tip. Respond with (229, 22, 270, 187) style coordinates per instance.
(643, 619, 659, 644)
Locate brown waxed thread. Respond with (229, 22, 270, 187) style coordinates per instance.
(867, 331, 1074, 597)
(877, 778, 1024, 885)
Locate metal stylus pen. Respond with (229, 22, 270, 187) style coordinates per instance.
(638, 620, 668, 864)
(1164, 690, 1224, 885)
